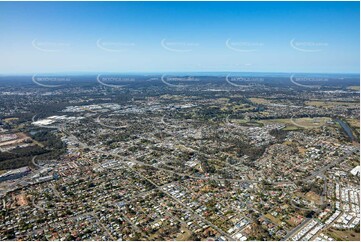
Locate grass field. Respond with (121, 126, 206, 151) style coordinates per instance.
(249, 98, 272, 104)
(346, 118, 360, 128)
(291, 117, 332, 128)
(228, 118, 263, 127)
(3, 117, 19, 122)
(221, 103, 255, 112)
(176, 226, 193, 241)
(304, 191, 322, 205)
(259, 117, 331, 129)
(347, 86, 360, 91)
(264, 213, 282, 226)
(326, 228, 360, 241)
(306, 100, 359, 108)
(294, 191, 322, 205)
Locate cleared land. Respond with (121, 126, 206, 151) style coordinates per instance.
(0, 133, 30, 147)
(259, 117, 331, 130)
(249, 98, 273, 105)
(347, 86, 360, 91)
(326, 228, 360, 241)
(305, 101, 358, 108)
(346, 118, 360, 128)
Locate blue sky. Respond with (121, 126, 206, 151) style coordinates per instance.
(0, 1, 359, 74)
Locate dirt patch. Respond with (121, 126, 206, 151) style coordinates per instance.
(287, 215, 304, 227)
(176, 226, 193, 240)
(16, 193, 28, 206)
(305, 191, 322, 205)
(264, 214, 282, 226)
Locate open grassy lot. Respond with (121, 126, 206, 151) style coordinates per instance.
(221, 103, 255, 112)
(176, 226, 193, 241)
(347, 86, 360, 91)
(2, 117, 19, 122)
(227, 118, 263, 127)
(231, 104, 254, 111)
(291, 117, 332, 128)
(346, 118, 360, 128)
(259, 117, 331, 130)
(305, 100, 359, 108)
(249, 98, 272, 104)
(326, 228, 360, 241)
(282, 126, 301, 131)
(304, 191, 322, 205)
(249, 98, 295, 106)
(294, 191, 322, 206)
(264, 213, 282, 226)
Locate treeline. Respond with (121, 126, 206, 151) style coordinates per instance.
(0, 146, 46, 170)
(0, 130, 66, 170)
(269, 129, 288, 141)
(30, 130, 66, 150)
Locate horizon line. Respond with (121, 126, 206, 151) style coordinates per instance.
(0, 71, 360, 76)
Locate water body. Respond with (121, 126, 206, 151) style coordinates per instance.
(335, 118, 356, 141)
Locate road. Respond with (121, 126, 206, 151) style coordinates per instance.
(91, 211, 116, 240)
(62, 129, 235, 240)
(301, 150, 353, 182)
(31, 156, 42, 169)
(130, 166, 235, 240)
(282, 217, 312, 241)
(58, 123, 355, 241)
